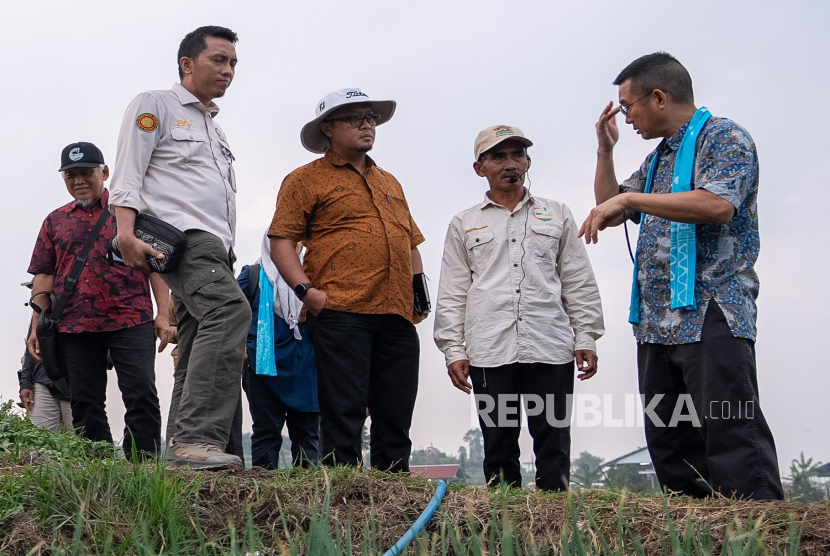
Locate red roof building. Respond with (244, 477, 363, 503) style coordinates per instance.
(410, 464, 466, 482)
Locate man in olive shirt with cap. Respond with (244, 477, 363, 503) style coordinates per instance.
(269, 88, 425, 472)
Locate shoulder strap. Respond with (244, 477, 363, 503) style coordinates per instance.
(50, 207, 111, 322)
(245, 263, 261, 307)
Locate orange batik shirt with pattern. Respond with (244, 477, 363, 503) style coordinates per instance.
(268, 151, 425, 323)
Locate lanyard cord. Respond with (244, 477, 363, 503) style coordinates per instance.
(515, 172, 532, 335)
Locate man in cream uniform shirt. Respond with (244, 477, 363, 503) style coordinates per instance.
(434, 125, 604, 491)
(109, 25, 250, 469)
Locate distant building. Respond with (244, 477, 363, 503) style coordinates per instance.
(602, 446, 659, 491)
(410, 464, 467, 483)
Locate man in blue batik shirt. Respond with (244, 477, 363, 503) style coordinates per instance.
(580, 52, 783, 500)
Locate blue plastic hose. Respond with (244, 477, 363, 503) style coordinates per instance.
(382, 479, 448, 556)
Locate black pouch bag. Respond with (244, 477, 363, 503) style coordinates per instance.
(413, 272, 431, 316)
(110, 214, 187, 274)
(31, 208, 111, 382)
(32, 293, 64, 382)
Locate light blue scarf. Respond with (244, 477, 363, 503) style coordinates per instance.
(255, 265, 278, 376)
(629, 107, 712, 325)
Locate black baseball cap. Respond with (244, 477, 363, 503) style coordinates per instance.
(59, 142, 105, 172)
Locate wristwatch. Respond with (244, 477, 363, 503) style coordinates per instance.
(293, 283, 313, 299)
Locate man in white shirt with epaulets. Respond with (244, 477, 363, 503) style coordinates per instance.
(434, 125, 605, 491)
(109, 25, 250, 469)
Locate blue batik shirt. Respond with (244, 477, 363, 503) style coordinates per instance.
(621, 116, 760, 345)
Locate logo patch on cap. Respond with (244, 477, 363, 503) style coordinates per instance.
(345, 91, 368, 99)
(493, 126, 515, 137)
(136, 113, 159, 133)
(68, 148, 84, 162)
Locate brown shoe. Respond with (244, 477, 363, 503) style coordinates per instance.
(164, 441, 242, 470)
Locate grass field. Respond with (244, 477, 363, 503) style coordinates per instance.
(0, 401, 827, 555)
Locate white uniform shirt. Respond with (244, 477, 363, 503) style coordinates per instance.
(433, 192, 604, 368)
(109, 83, 237, 251)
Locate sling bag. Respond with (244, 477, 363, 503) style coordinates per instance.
(30, 207, 111, 381)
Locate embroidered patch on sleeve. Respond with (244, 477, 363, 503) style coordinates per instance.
(136, 113, 159, 133)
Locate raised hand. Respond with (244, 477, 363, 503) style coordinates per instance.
(597, 101, 621, 153)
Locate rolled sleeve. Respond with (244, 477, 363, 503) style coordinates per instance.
(28, 218, 56, 275)
(109, 93, 163, 211)
(556, 206, 604, 352)
(267, 174, 314, 241)
(409, 214, 425, 248)
(696, 125, 757, 210)
(433, 219, 472, 366)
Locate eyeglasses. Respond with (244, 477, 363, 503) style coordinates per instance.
(618, 91, 654, 117)
(324, 114, 382, 127)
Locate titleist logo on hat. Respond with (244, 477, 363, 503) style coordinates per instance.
(302, 88, 397, 154)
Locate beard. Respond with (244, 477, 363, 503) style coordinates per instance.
(356, 144, 373, 153)
(74, 197, 97, 208)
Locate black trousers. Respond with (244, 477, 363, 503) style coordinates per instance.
(638, 300, 784, 500)
(58, 322, 161, 455)
(469, 362, 574, 492)
(304, 310, 419, 472)
(242, 365, 320, 469)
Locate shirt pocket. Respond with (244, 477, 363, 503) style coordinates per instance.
(529, 222, 562, 263)
(216, 137, 237, 192)
(464, 229, 496, 274)
(170, 127, 208, 165)
(385, 192, 413, 237)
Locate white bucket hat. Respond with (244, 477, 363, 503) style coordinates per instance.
(300, 88, 396, 154)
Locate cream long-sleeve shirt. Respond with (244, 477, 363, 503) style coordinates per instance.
(109, 83, 237, 251)
(433, 192, 604, 368)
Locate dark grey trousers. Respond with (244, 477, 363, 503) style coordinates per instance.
(161, 231, 251, 449)
(639, 300, 784, 500)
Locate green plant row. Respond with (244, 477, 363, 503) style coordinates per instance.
(0, 401, 816, 555)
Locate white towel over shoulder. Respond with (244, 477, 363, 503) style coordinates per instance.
(260, 232, 304, 340)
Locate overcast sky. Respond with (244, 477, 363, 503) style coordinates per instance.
(3, 0, 828, 472)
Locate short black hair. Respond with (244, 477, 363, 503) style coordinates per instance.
(177, 26, 238, 80)
(613, 52, 694, 104)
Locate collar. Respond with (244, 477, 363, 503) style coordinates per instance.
(480, 189, 534, 212)
(171, 83, 220, 117)
(324, 150, 376, 170)
(69, 189, 109, 212)
(661, 117, 692, 154)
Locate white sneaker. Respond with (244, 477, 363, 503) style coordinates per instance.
(164, 441, 242, 470)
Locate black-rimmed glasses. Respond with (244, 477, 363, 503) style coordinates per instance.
(619, 91, 654, 117)
(324, 114, 382, 127)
